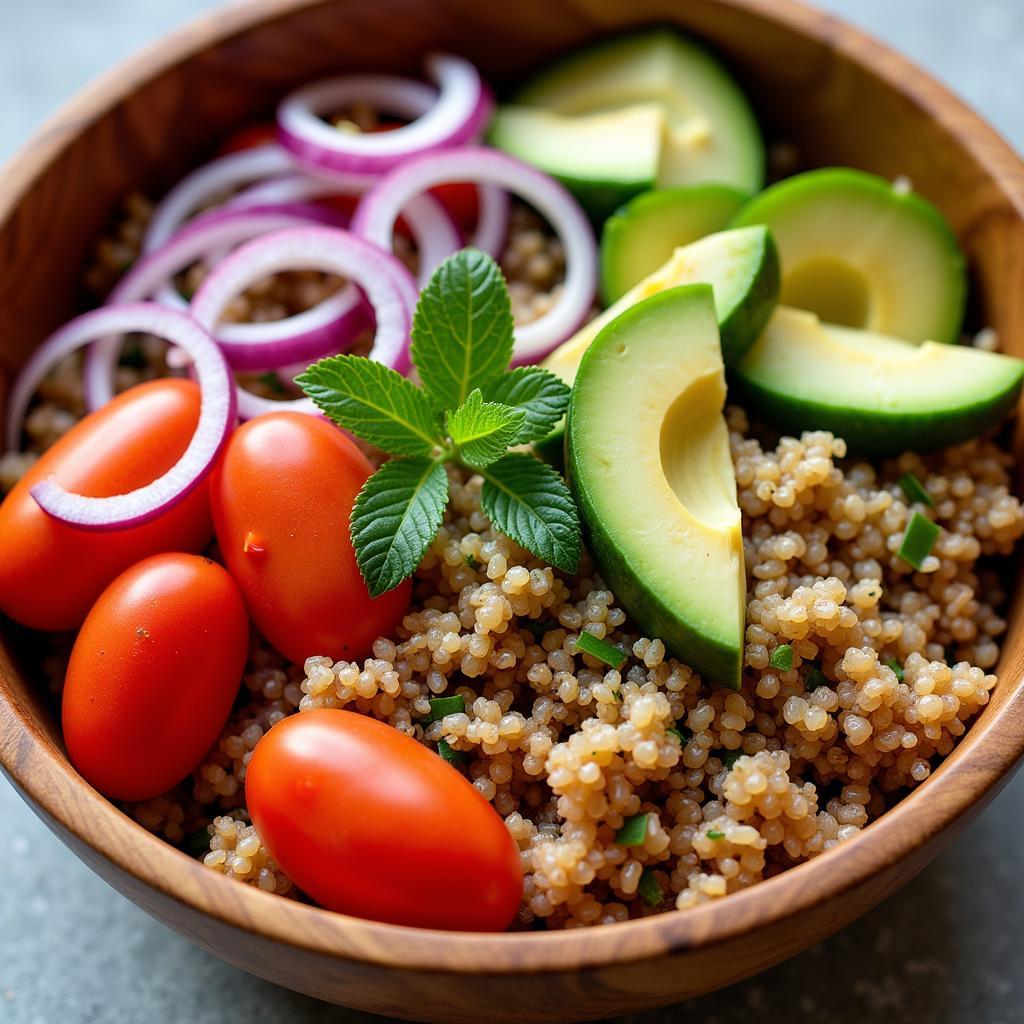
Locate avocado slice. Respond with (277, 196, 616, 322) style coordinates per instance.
(546, 226, 779, 385)
(731, 168, 966, 344)
(568, 284, 744, 688)
(731, 306, 1024, 453)
(488, 105, 666, 223)
(601, 184, 751, 303)
(492, 29, 764, 221)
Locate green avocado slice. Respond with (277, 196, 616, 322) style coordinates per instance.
(731, 306, 1024, 453)
(491, 29, 764, 221)
(731, 168, 967, 344)
(567, 285, 745, 688)
(600, 184, 751, 304)
(488, 104, 665, 222)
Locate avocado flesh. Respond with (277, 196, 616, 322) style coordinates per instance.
(567, 285, 744, 688)
(732, 306, 1024, 453)
(731, 168, 966, 344)
(488, 104, 665, 221)
(495, 29, 764, 220)
(600, 184, 750, 304)
(545, 227, 779, 388)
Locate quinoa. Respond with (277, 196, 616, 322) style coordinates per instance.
(7, 182, 1023, 932)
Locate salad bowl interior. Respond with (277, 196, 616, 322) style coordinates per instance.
(2, 0, 1024, 1021)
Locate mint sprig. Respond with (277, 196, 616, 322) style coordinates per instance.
(298, 248, 580, 596)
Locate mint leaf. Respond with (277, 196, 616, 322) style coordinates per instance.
(411, 249, 514, 412)
(484, 366, 571, 444)
(350, 458, 449, 596)
(479, 453, 581, 572)
(446, 389, 526, 468)
(296, 355, 442, 457)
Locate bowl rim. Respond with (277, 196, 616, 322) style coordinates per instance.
(3, 0, 1024, 977)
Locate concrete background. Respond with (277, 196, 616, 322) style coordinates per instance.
(2, 1, 1023, 1021)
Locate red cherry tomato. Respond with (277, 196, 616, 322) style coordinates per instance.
(217, 123, 279, 156)
(63, 552, 249, 802)
(0, 379, 214, 631)
(210, 413, 410, 664)
(429, 183, 480, 232)
(246, 710, 523, 930)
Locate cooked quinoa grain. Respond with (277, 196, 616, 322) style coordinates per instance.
(18, 184, 1024, 929)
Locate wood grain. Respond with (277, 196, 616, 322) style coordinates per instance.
(2, 0, 1024, 1020)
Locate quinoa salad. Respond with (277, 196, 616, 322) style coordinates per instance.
(2, 29, 1023, 933)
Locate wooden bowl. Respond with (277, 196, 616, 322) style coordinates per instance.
(2, 1, 1024, 1020)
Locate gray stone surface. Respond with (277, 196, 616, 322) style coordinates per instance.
(1, 1, 1023, 1021)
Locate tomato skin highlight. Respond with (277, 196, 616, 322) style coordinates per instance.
(62, 552, 249, 802)
(210, 413, 410, 665)
(0, 379, 215, 631)
(246, 710, 523, 930)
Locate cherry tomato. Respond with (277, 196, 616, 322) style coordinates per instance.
(210, 413, 410, 664)
(0, 379, 214, 631)
(429, 183, 480, 232)
(246, 709, 523, 930)
(63, 552, 249, 802)
(217, 122, 279, 156)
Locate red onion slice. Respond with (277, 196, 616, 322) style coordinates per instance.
(82, 205, 367, 410)
(10, 304, 235, 530)
(143, 144, 297, 253)
(230, 173, 459, 293)
(277, 54, 493, 176)
(352, 147, 596, 363)
(189, 227, 417, 418)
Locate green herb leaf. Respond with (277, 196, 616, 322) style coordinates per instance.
(350, 457, 449, 597)
(575, 631, 627, 670)
(615, 812, 649, 847)
(805, 665, 828, 693)
(479, 453, 581, 572)
(898, 472, 935, 508)
(446, 388, 526, 468)
(484, 366, 571, 444)
(706, 828, 725, 840)
(437, 738, 469, 766)
(184, 827, 211, 856)
(720, 749, 743, 770)
(427, 694, 466, 723)
(886, 657, 905, 682)
(297, 355, 443, 457)
(667, 726, 690, 745)
(638, 868, 664, 908)
(522, 619, 559, 642)
(257, 371, 289, 397)
(898, 511, 941, 570)
(411, 249, 514, 412)
(768, 644, 794, 672)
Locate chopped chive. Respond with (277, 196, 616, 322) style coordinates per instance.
(257, 371, 289, 396)
(885, 657, 905, 683)
(706, 828, 725, 840)
(805, 665, 827, 693)
(426, 694, 465, 723)
(638, 868, 664, 908)
(575, 631, 627, 670)
(615, 812, 649, 846)
(768, 644, 794, 671)
(184, 827, 211, 856)
(720, 749, 742, 770)
(465, 553, 480, 569)
(437, 738, 469, 766)
(898, 512, 941, 570)
(898, 472, 935, 508)
(522, 619, 558, 642)
(667, 725, 690, 744)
